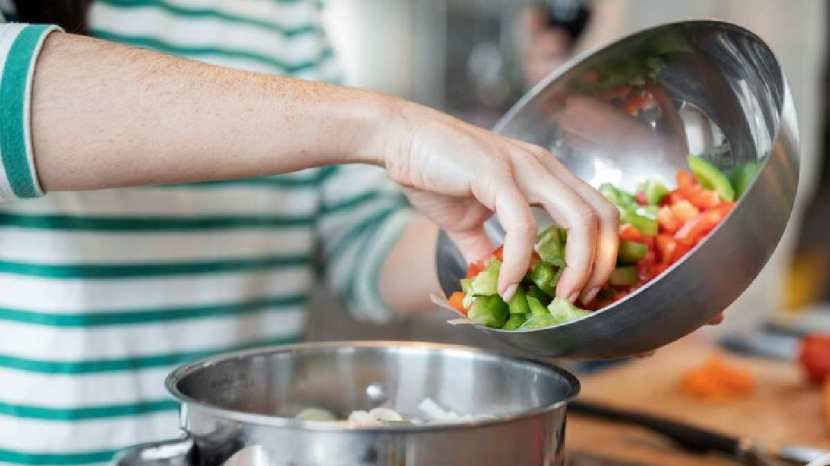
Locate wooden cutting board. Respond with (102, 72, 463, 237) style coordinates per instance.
(565, 334, 830, 466)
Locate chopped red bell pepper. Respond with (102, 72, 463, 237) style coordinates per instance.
(635, 192, 649, 205)
(493, 245, 504, 261)
(671, 242, 692, 263)
(448, 291, 467, 315)
(655, 234, 677, 265)
(671, 199, 700, 223)
(674, 203, 732, 246)
(676, 170, 696, 189)
(666, 190, 685, 206)
(680, 186, 721, 209)
(466, 261, 485, 279)
(657, 206, 681, 233)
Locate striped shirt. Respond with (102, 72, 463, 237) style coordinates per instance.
(0, 1, 413, 464)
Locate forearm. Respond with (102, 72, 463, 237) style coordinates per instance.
(379, 216, 442, 314)
(31, 32, 394, 191)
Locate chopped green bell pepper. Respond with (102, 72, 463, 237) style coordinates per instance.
(526, 296, 550, 317)
(609, 266, 638, 286)
(536, 226, 567, 267)
(529, 261, 559, 297)
(507, 287, 529, 315)
(688, 155, 735, 201)
(525, 284, 552, 307)
(548, 297, 591, 324)
(621, 207, 658, 236)
(467, 296, 509, 328)
(519, 313, 559, 330)
(618, 240, 648, 264)
(470, 259, 500, 296)
(600, 183, 637, 210)
(460, 278, 475, 308)
(502, 313, 528, 330)
(638, 179, 669, 205)
(730, 162, 759, 198)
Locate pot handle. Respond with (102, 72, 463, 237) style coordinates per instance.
(112, 434, 194, 466)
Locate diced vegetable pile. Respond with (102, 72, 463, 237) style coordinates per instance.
(448, 155, 759, 330)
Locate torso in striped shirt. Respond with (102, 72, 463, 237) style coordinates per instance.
(0, 1, 410, 464)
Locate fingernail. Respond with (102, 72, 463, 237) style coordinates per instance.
(501, 284, 518, 302)
(581, 287, 600, 304)
(566, 291, 579, 303)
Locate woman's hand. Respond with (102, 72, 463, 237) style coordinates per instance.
(380, 101, 619, 304)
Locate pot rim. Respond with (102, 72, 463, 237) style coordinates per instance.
(165, 340, 580, 432)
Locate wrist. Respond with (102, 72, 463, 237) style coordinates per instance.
(354, 93, 415, 169)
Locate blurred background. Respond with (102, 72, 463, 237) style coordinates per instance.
(306, 0, 830, 357)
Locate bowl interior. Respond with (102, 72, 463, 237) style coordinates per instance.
(170, 343, 578, 422)
(439, 20, 787, 298)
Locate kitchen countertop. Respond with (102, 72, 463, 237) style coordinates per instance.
(565, 335, 830, 465)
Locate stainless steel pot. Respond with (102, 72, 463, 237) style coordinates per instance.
(437, 19, 799, 358)
(114, 342, 580, 466)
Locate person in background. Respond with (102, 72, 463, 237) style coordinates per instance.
(0, 0, 622, 461)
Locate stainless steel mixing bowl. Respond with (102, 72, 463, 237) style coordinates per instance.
(436, 20, 799, 358)
(114, 342, 579, 466)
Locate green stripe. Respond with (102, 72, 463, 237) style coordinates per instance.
(325, 200, 407, 263)
(0, 399, 178, 421)
(90, 29, 334, 74)
(0, 294, 306, 327)
(344, 208, 397, 304)
(0, 254, 309, 279)
(0, 448, 116, 465)
(364, 211, 410, 311)
(97, 0, 321, 38)
(0, 25, 51, 198)
(0, 213, 314, 231)
(0, 334, 299, 374)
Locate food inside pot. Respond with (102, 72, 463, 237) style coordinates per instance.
(294, 397, 490, 426)
(448, 154, 757, 330)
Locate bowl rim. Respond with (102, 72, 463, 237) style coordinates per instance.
(165, 340, 580, 432)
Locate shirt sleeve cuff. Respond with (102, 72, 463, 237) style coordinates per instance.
(0, 24, 61, 201)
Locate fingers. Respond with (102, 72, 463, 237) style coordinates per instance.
(489, 181, 537, 301)
(523, 143, 620, 303)
(446, 225, 495, 265)
(508, 152, 598, 301)
(708, 313, 724, 325)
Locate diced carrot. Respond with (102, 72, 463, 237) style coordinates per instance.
(448, 291, 467, 315)
(680, 354, 754, 400)
(671, 200, 700, 223)
(657, 206, 681, 233)
(619, 224, 644, 242)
